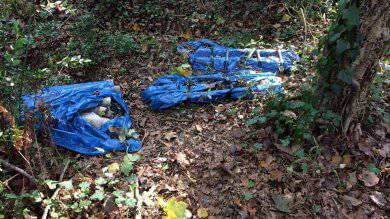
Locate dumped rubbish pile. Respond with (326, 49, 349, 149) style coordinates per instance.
(23, 81, 141, 155)
(143, 39, 299, 111)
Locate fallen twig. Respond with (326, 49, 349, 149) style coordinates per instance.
(41, 159, 70, 219)
(134, 181, 143, 219)
(0, 158, 37, 183)
(59, 159, 70, 182)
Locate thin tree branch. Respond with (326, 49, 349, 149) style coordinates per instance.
(0, 158, 37, 183)
(135, 181, 142, 219)
(41, 159, 70, 219)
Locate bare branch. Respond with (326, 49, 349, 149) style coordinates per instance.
(0, 158, 37, 184)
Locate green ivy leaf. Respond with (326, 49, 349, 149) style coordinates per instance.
(368, 163, 380, 174)
(79, 182, 91, 192)
(329, 32, 341, 42)
(243, 193, 254, 200)
(112, 190, 125, 198)
(253, 143, 263, 151)
(126, 175, 139, 183)
(383, 112, 390, 124)
(293, 149, 305, 158)
(248, 180, 255, 188)
(312, 204, 321, 214)
(121, 161, 134, 176)
(256, 116, 267, 124)
(281, 138, 291, 147)
(301, 163, 308, 173)
(125, 198, 136, 207)
(245, 118, 258, 126)
(246, 116, 267, 126)
(45, 180, 59, 190)
(331, 83, 343, 94)
(119, 134, 126, 143)
(342, 4, 360, 29)
(14, 38, 28, 50)
(337, 69, 353, 84)
(120, 154, 140, 176)
(125, 154, 141, 162)
(336, 39, 350, 54)
(90, 190, 105, 201)
(59, 180, 73, 190)
(79, 199, 92, 208)
(94, 177, 108, 185)
(286, 101, 306, 109)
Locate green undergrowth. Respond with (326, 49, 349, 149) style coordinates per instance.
(244, 0, 388, 176)
(0, 154, 142, 217)
(246, 79, 341, 148)
(0, 1, 139, 113)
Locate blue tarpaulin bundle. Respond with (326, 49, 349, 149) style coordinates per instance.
(23, 81, 142, 155)
(143, 72, 283, 111)
(177, 39, 299, 73)
(143, 39, 299, 111)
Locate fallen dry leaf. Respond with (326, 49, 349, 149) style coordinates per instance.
(270, 170, 283, 182)
(195, 124, 203, 132)
(164, 131, 177, 141)
(370, 191, 387, 207)
(342, 154, 351, 166)
(346, 172, 357, 190)
(0, 105, 15, 129)
(342, 195, 362, 207)
(246, 206, 257, 217)
(380, 165, 390, 173)
(240, 178, 249, 187)
(378, 143, 389, 158)
(197, 207, 208, 218)
(375, 128, 386, 139)
(232, 128, 244, 139)
(131, 23, 141, 31)
(273, 23, 282, 28)
(358, 142, 373, 157)
(176, 152, 190, 167)
(260, 155, 276, 170)
(107, 163, 120, 174)
(273, 194, 292, 213)
(178, 30, 193, 39)
(280, 14, 291, 23)
(330, 153, 340, 166)
(358, 171, 379, 187)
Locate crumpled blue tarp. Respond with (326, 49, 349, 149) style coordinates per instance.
(143, 39, 299, 111)
(23, 81, 142, 155)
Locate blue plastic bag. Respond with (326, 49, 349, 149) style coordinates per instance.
(143, 39, 299, 111)
(23, 81, 142, 155)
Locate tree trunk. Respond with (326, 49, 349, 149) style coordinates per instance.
(318, 0, 389, 133)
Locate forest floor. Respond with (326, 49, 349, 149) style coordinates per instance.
(117, 58, 390, 218)
(1, 1, 389, 218)
(83, 21, 389, 219)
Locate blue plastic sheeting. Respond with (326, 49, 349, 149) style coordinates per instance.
(143, 71, 283, 111)
(23, 81, 142, 155)
(177, 39, 300, 73)
(143, 39, 299, 111)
